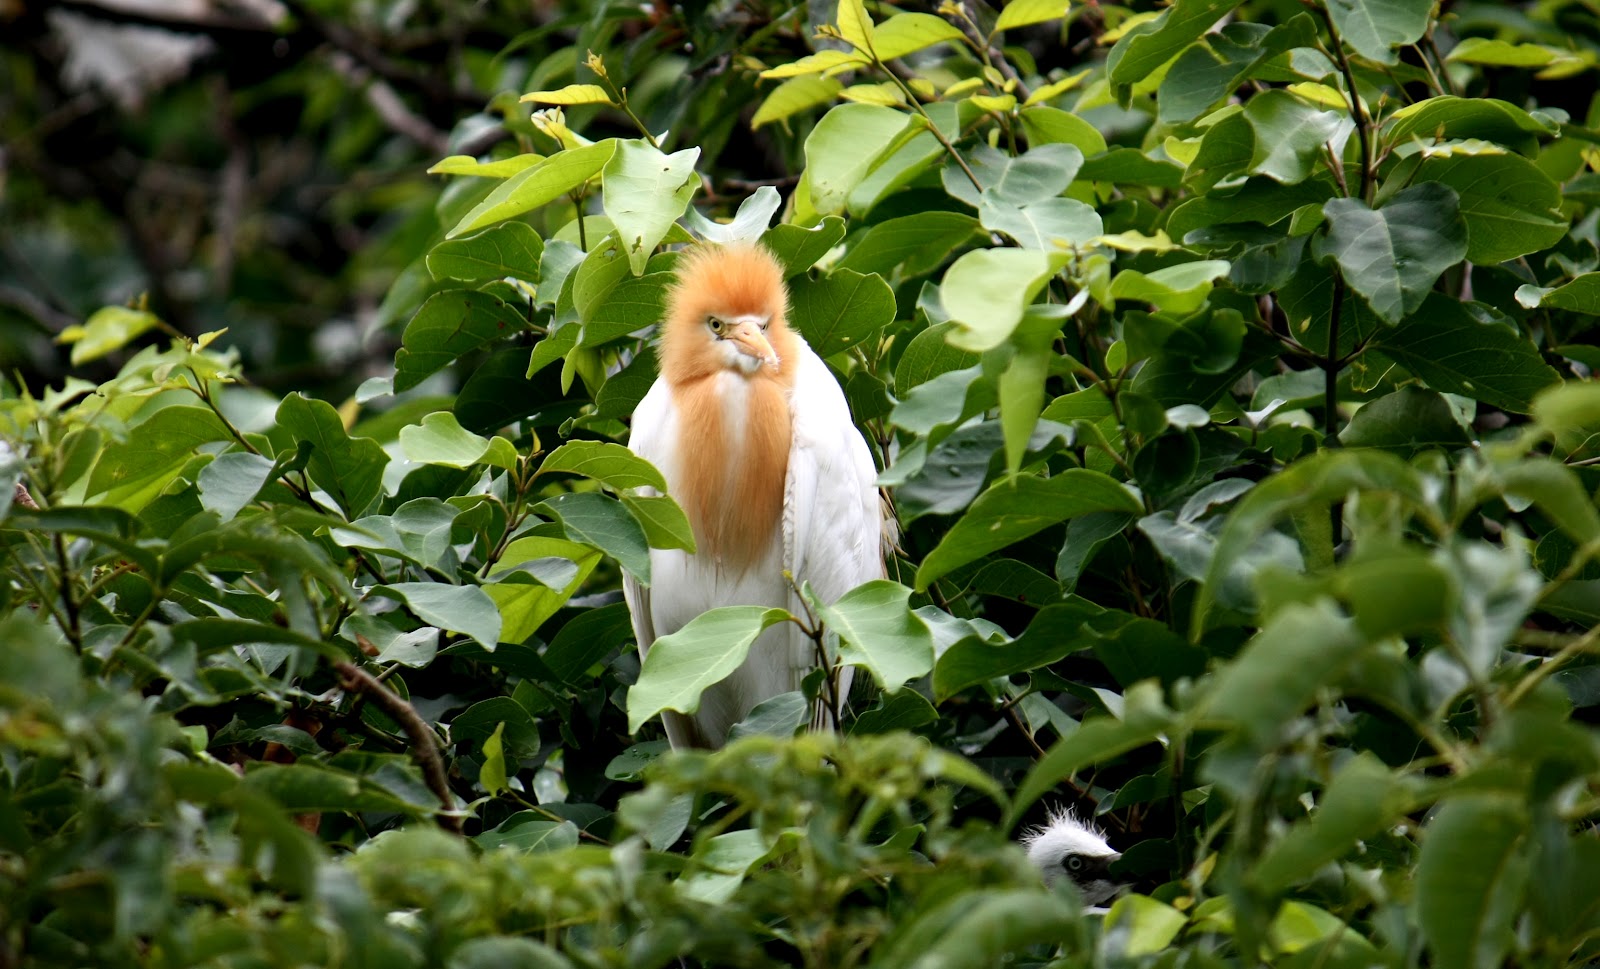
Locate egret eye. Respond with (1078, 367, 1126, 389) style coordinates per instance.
(1065, 855, 1086, 872)
(707, 316, 724, 333)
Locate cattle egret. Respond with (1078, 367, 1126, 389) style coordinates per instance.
(1022, 808, 1125, 907)
(623, 242, 884, 749)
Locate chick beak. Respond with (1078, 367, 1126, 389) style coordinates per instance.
(727, 318, 779, 369)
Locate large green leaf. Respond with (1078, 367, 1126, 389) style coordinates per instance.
(1325, 0, 1432, 65)
(538, 491, 651, 582)
(1251, 753, 1422, 894)
(836, 212, 983, 277)
(788, 269, 895, 358)
(1415, 153, 1567, 264)
(803, 104, 918, 217)
(276, 394, 388, 517)
(426, 223, 544, 283)
(1416, 794, 1530, 969)
(372, 582, 501, 650)
(1313, 182, 1468, 325)
(1106, 0, 1245, 100)
(1244, 90, 1349, 185)
(820, 580, 934, 691)
(626, 606, 792, 731)
(1197, 599, 1371, 743)
(86, 405, 229, 512)
(601, 142, 701, 274)
(1371, 294, 1559, 413)
(940, 248, 1069, 351)
(394, 290, 530, 392)
(538, 440, 666, 491)
(914, 470, 1142, 591)
(448, 141, 616, 237)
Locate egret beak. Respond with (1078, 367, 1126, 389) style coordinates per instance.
(727, 318, 779, 369)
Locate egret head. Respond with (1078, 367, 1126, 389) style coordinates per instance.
(1022, 808, 1124, 906)
(661, 243, 793, 383)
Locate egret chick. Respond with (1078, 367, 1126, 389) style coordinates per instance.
(1022, 808, 1125, 908)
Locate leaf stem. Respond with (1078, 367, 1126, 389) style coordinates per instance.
(1318, 4, 1373, 202)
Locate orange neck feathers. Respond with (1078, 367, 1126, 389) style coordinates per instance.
(658, 244, 797, 571)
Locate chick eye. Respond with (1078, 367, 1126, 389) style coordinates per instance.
(707, 316, 724, 333)
(1065, 855, 1086, 872)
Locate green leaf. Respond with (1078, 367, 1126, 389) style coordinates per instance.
(1104, 896, 1189, 957)
(373, 582, 502, 650)
(1340, 385, 1470, 454)
(979, 196, 1102, 251)
(1516, 273, 1600, 314)
(1185, 110, 1255, 192)
(1416, 794, 1530, 969)
(934, 599, 1102, 700)
(788, 268, 895, 357)
(1109, 260, 1231, 315)
(820, 580, 934, 690)
(836, 212, 982, 277)
(893, 892, 1080, 968)
(1198, 599, 1371, 743)
(1106, 0, 1243, 100)
(895, 419, 1001, 522)
(601, 141, 701, 274)
(1314, 183, 1468, 325)
(426, 154, 543, 178)
(803, 104, 918, 217)
(622, 494, 696, 551)
(1415, 153, 1567, 264)
(1251, 753, 1421, 894)
(763, 217, 848, 276)
(196, 451, 277, 522)
(447, 936, 576, 969)
(684, 186, 781, 247)
(1194, 448, 1423, 628)
(544, 602, 634, 684)
(395, 290, 529, 392)
(479, 722, 509, 794)
(1244, 90, 1349, 184)
(941, 247, 1068, 351)
(276, 394, 388, 517)
(945, 143, 1084, 209)
(58, 306, 161, 365)
(426, 223, 544, 283)
(626, 606, 792, 732)
(894, 322, 982, 392)
(519, 83, 614, 105)
(995, 0, 1071, 33)
(539, 440, 666, 491)
(1325, 0, 1432, 65)
(870, 13, 964, 60)
(86, 405, 229, 512)
(1019, 106, 1109, 157)
(915, 470, 1142, 591)
(449, 141, 616, 237)
(539, 491, 651, 582)
(1009, 681, 1173, 824)
(1371, 294, 1559, 413)
(752, 76, 844, 129)
(400, 411, 494, 468)
(1383, 97, 1556, 153)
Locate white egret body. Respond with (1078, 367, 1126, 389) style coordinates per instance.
(623, 243, 883, 748)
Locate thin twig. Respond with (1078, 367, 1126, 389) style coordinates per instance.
(335, 660, 464, 834)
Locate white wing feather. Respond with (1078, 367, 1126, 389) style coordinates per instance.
(783, 342, 884, 725)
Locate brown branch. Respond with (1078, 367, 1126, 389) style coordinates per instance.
(334, 660, 464, 834)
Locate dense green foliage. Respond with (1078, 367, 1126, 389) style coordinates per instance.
(6, 0, 1600, 965)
